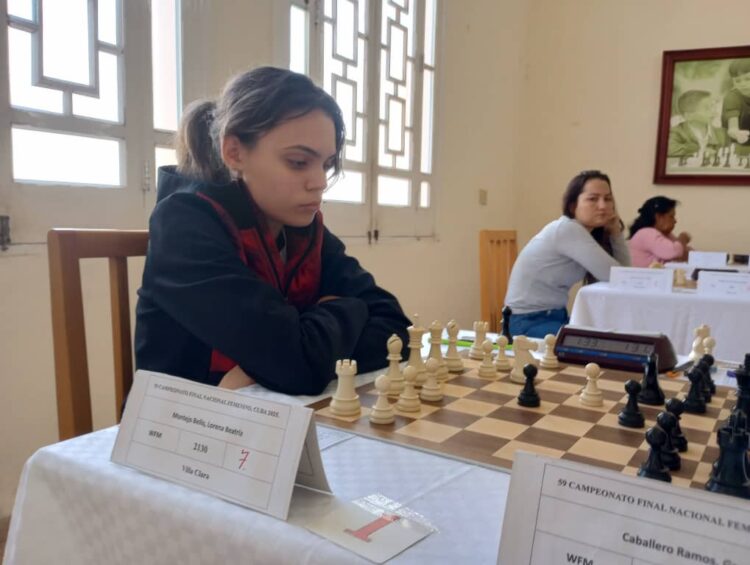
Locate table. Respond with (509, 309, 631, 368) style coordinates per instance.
(570, 282, 750, 362)
(4, 426, 509, 564)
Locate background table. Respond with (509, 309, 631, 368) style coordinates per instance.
(4, 425, 510, 564)
(570, 282, 750, 362)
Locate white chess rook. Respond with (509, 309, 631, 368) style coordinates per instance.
(330, 359, 361, 417)
(445, 319, 465, 373)
(579, 362, 604, 407)
(369, 373, 396, 425)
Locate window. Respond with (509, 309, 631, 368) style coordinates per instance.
(0, 0, 181, 242)
(285, 0, 439, 239)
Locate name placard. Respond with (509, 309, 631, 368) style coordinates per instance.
(609, 266, 674, 293)
(498, 452, 750, 565)
(697, 271, 750, 297)
(111, 370, 329, 520)
(688, 251, 728, 269)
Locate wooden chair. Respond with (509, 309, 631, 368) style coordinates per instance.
(48, 228, 149, 440)
(479, 230, 518, 333)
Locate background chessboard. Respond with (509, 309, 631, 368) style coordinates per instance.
(307, 357, 737, 490)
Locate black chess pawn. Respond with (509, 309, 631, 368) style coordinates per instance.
(501, 305, 513, 345)
(656, 412, 681, 471)
(706, 410, 750, 499)
(665, 398, 688, 452)
(638, 426, 672, 482)
(683, 368, 707, 414)
(517, 364, 540, 408)
(618, 380, 645, 428)
(734, 355, 750, 427)
(699, 353, 716, 396)
(638, 354, 665, 406)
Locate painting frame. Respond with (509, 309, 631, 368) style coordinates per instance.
(654, 45, 750, 185)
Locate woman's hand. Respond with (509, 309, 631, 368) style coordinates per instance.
(677, 231, 691, 246)
(604, 212, 623, 236)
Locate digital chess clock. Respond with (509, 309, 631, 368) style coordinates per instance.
(554, 326, 677, 372)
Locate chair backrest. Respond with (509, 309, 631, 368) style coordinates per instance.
(479, 230, 518, 333)
(48, 228, 149, 440)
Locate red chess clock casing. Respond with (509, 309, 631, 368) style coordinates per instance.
(554, 326, 677, 373)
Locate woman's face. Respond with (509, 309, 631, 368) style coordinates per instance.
(573, 178, 615, 230)
(654, 208, 677, 235)
(222, 109, 337, 237)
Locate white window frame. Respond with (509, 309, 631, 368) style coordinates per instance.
(275, 0, 441, 241)
(0, 0, 180, 244)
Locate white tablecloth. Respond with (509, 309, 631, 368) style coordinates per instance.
(4, 426, 510, 564)
(570, 282, 750, 362)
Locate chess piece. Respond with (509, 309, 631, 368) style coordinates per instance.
(369, 373, 395, 424)
(330, 359, 361, 417)
(733, 355, 750, 426)
(420, 358, 444, 402)
(501, 305, 513, 345)
(478, 339, 498, 379)
(665, 398, 688, 452)
(405, 315, 427, 387)
(648, 260, 664, 268)
(444, 320, 465, 373)
(702, 336, 716, 357)
(469, 321, 489, 360)
(683, 367, 707, 414)
(396, 365, 421, 412)
(618, 380, 645, 428)
(673, 268, 687, 287)
(699, 353, 716, 396)
(705, 409, 750, 499)
(638, 427, 672, 483)
(493, 335, 512, 371)
(695, 358, 713, 403)
(689, 325, 711, 362)
(656, 411, 681, 471)
(386, 334, 405, 396)
(510, 336, 538, 384)
(539, 334, 559, 369)
(579, 363, 604, 407)
(517, 365, 541, 407)
(638, 354, 665, 406)
(428, 320, 449, 383)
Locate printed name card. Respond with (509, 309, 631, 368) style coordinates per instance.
(498, 452, 750, 565)
(609, 266, 674, 293)
(688, 251, 728, 268)
(697, 271, 750, 297)
(112, 370, 330, 520)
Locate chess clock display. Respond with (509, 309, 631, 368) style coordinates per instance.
(554, 326, 677, 372)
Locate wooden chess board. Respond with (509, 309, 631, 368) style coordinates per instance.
(307, 357, 738, 490)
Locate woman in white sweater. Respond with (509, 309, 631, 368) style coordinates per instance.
(504, 170, 631, 338)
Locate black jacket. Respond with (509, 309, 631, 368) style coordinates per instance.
(135, 167, 410, 395)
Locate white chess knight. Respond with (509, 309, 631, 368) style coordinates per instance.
(385, 334, 405, 395)
(579, 363, 604, 407)
(494, 335, 511, 371)
(539, 334, 559, 369)
(330, 359, 361, 417)
(478, 339, 498, 379)
(369, 373, 396, 425)
(689, 324, 711, 361)
(469, 321, 489, 360)
(444, 319, 465, 373)
(510, 336, 538, 384)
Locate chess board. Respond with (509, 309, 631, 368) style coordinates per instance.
(307, 357, 738, 490)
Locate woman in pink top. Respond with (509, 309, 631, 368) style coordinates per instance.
(628, 196, 692, 267)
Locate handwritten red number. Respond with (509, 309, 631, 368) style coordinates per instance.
(239, 449, 250, 470)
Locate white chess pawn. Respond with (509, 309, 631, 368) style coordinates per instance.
(494, 335, 511, 371)
(510, 336, 538, 384)
(420, 358, 444, 401)
(405, 314, 427, 387)
(428, 320, 449, 383)
(539, 334, 559, 369)
(579, 362, 604, 407)
(369, 373, 396, 425)
(444, 319, 465, 373)
(478, 339, 498, 379)
(469, 321, 488, 360)
(702, 336, 716, 357)
(330, 359, 361, 417)
(396, 365, 421, 412)
(385, 334, 405, 395)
